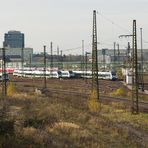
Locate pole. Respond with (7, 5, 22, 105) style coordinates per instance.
(85, 52, 87, 82)
(50, 42, 53, 76)
(117, 44, 120, 65)
(140, 28, 144, 91)
(102, 49, 106, 71)
(82, 40, 85, 78)
(29, 54, 32, 71)
(2, 46, 7, 96)
(43, 45, 47, 89)
(60, 50, 63, 70)
(131, 20, 139, 114)
(21, 46, 24, 76)
(57, 46, 59, 70)
(113, 42, 116, 70)
(127, 42, 130, 63)
(92, 10, 99, 101)
(85, 52, 90, 83)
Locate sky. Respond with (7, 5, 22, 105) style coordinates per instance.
(0, 0, 148, 54)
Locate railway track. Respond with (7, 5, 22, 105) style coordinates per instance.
(45, 88, 148, 112)
(8, 76, 148, 112)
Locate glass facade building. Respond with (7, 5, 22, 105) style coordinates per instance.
(4, 31, 24, 48)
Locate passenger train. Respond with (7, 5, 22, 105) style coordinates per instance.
(13, 69, 117, 80)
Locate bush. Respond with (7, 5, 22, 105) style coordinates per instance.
(111, 88, 127, 97)
(88, 90, 101, 112)
(7, 82, 17, 96)
(117, 69, 124, 80)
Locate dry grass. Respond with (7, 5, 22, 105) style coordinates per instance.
(0, 88, 147, 147)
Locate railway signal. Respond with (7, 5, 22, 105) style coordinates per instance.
(92, 10, 99, 101)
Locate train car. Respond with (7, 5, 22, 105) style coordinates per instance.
(60, 71, 75, 78)
(32, 70, 51, 78)
(98, 71, 117, 80)
(72, 71, 85, 78)
(13, 69, 19, 76)
(13, 69, 61, 79)
(50, 71, 61, 78)
(12, 69, 117, 80)
(22, 70, 33, 77)
(81, 71, 117, 80)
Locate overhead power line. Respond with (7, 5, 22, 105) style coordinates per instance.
(97, 11, 131, 34)
(98, 11, 148, 44)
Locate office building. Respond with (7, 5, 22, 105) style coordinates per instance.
(4, 30, 24, 48)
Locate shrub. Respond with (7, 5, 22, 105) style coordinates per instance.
(7, 82, 17, 96)
(117, 69, 124, 80)
(88, 90, 101, 112)
(111, 88, 127, 97)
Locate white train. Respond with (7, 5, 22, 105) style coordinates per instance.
(13, 69, 117, 80)
(13, 69, 61, 78)
(73, 71, 117, 80)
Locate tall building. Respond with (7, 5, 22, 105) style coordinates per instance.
(4, 30, 24, 48)
(0, 30, 33, 67)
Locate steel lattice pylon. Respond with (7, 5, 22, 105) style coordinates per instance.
(131, 20, 139, 114)
(92, 10, 99, 100)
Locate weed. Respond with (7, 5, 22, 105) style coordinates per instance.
(7, 82, 17, 96)
(88, 90, 101, 112)
(117, 69, 124, 80)
(111, 88, 127, 97)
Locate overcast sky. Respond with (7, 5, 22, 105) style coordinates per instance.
(0, 0, 148, 54)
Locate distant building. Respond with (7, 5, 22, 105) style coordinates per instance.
(4, 30, 24, 48)
(1, 30, 33, 65)
(0, 47, 33, 65)
(0, 55, 22, 69)
(97, 48, 148, 63)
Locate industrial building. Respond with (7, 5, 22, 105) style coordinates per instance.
(97, 48, 148, 63)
